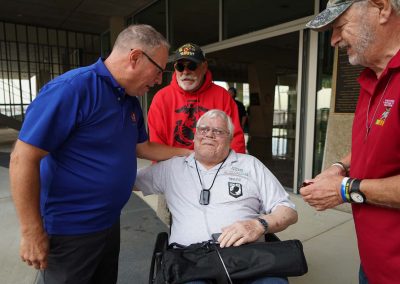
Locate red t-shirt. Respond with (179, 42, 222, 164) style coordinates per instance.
(351, 49, 400, 284)
(148, 70, 245, 153)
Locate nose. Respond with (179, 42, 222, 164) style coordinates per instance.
(331, 28, 341, 47)
(182, 67, 192, 74)
(204, 129, 216, 138)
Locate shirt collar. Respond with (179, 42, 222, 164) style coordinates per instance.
(358, 49, 400, 94)
(185, 149, 237, 170)
(93, 58, 126, 96)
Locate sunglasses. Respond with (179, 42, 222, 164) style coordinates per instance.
(174, 61, 198, 72)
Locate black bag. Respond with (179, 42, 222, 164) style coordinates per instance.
(155, 239, 308, 284)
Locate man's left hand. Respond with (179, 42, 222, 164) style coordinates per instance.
(300, 174, 343, 210)
(218, 219, 263, 248)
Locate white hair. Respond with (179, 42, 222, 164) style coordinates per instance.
(392, 0, 400, 14)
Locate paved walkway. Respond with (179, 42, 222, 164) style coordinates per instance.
(0, 127, 360, 284)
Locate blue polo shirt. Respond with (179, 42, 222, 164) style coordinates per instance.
(19, 58, 148, 235)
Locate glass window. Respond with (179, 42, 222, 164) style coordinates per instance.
(48, 29, 57, 46)
(168, 0, 218, 49)
(68, 32, 76, 48)
(16, 25, 27, 42)
(313, 30, 334, 176)
(5, 23, 16, 41)
(27, 26, 37, 43)
(134, 0, 167, 38)
(223, 0, 314, 39)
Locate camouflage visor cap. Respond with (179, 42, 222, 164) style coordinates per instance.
(306, 0, 364, 31)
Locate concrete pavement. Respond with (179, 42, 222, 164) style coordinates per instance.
(0, 127, 360, 284)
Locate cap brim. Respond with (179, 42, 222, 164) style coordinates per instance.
(174, 55, 203, 63)
(306, 2, 353, 31)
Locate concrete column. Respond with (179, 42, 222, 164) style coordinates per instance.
(247, 63, 275, 160)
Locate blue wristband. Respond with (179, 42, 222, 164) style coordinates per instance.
(341, 177, 349, 202)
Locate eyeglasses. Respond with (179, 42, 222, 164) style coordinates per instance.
(174, 61, 198, 72)
(133, 49, 164, 74)
(196, 126, 229, 137)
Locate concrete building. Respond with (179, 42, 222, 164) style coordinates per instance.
(0, 0, 355, 191)
(0, 2, 360, 283)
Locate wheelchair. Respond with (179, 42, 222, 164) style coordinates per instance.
(148, 232, 281, 284)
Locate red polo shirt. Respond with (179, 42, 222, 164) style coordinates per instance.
(351, 49, 400, 284)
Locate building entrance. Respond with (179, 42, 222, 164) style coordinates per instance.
(207, 31, 300, 188)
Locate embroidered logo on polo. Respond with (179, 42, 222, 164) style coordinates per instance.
(130, 112, 137, 123)
(228, 182, 243, 198)
(375, 99, 394, 126)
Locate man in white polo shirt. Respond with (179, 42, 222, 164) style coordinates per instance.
(135, 109, 297, 284)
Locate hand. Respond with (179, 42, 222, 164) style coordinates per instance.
(314, 164, 345, 180)
(20, 228, 49, 270)
(300, 174, 343, 211)
(218, 219, 263, 248)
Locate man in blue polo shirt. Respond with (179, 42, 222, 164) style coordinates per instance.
(9, 24, 190, 284)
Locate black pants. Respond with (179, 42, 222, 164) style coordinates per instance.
(40, 220, 120, 284)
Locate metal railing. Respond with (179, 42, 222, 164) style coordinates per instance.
(0, 21, 100, 129)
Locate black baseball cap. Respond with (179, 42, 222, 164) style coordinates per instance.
(174, 43, 205, 63)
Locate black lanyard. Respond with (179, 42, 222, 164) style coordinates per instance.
(194, 153, 229, 205)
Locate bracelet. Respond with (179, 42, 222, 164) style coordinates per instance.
(332, 162, 349, 176)
(345, 178, 353, 202)
(341, 177, 349, 202)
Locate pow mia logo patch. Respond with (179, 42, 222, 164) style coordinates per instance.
(228, 182, 243, 198)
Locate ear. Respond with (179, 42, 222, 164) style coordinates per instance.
(370, 0, 392, 24)
(129, 48, 142, 68)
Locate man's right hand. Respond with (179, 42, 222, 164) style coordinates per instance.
(20, 228, 49, 270)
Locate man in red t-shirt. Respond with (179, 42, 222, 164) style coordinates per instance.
(300, 1, 400, 284)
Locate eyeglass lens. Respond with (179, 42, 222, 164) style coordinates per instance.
(199, 189, 210, 205)
(197, 126, 227, 137)
(175, 61, 198, 72)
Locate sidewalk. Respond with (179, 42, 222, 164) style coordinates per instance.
(0, 127, 359, 284)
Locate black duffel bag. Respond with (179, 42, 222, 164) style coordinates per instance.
(154, 239, 308, 284)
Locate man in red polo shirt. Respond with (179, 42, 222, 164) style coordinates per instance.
(300, 0, 400, 283)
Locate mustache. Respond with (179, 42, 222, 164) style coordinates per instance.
(179, 74, 197, 81)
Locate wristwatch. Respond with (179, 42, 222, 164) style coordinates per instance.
(349, 179, 366, 204)
(257, 217, 269, 234)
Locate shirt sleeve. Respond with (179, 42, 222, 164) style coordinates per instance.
(135, 161, 168, 196)
(254, 159, 296, 213)
(19, 81, 81, 152)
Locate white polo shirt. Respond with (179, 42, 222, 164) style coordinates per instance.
(136, 151, 295, 245)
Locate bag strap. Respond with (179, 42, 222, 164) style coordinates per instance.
(212, 242, 233, 284)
